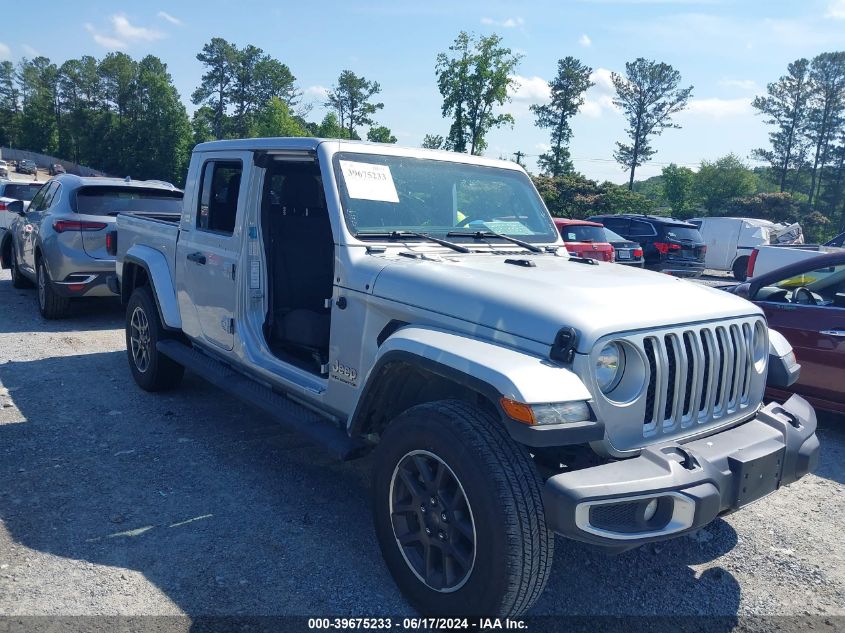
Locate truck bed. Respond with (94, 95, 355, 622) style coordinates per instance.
(750, 243, 844, 278)
(115, 212, 181, 288)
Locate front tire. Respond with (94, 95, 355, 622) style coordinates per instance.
(372, 400, 554, 617)
(125, 285, 184, 391)
(36, 259, 69, 319)
(732, 256, 749, 281)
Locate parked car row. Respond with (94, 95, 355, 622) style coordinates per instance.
(587, 214, 707, 277)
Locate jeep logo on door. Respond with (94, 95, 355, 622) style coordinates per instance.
(330, 359, 358, 386)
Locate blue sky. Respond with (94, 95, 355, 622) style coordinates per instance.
(2, 0, 845, 182)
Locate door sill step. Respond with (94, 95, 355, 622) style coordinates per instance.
(157, 340, 367, 460)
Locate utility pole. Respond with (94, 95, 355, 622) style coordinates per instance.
(513, 150, 525, 166)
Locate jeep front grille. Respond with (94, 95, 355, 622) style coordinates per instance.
(642, 321, 759, 437)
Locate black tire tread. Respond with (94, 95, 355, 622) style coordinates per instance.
(126, 285, 184, 391)
(10, 250, 32, 289)
(732, 256, 749, 282)
(37, 261, 69, 319)
(397, 400, 553, 616)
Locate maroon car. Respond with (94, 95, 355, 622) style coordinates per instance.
(728, 251, 845, 414)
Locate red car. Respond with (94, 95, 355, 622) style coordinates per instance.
(553, 218, 614, 262)
(728, 251, 845, 414)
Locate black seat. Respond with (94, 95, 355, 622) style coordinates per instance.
(210, 172, 240, 233)
(269, 171, 334, 356)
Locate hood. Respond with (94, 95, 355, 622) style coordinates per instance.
(372, 253, 761, 353)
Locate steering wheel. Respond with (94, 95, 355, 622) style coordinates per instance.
(791, 286, 817, 305)
(455, 216, 484, 228)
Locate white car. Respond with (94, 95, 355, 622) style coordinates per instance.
(0, 180, 43, 235)
(689, 216, 803, 280)
(0, 160, 9, 178)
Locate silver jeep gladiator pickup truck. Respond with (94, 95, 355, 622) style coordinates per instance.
(113, 138, 819, 617)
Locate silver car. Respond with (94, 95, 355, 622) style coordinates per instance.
(0, 174, 182, 318)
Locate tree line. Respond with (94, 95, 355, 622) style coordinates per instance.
(0, 32, 841, 237)
(0, 39, 396, 184)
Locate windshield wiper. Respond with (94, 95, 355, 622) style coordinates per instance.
(355, 230, 471, 254)
(447, 230, 543, 253)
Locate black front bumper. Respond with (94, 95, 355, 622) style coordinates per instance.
(542, 395, 819, 549)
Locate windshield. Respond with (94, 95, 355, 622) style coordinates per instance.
(559, 224, 607, 243)
(663, 225, 702, 242)
(75, 186, 183, 216)
(3, 183, 43, 201)
(603, 228, 626, 242)
(333, 153, 558, 243)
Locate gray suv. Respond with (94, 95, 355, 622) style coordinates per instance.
(0, 174, 182, 318)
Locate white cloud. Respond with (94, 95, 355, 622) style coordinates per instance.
(157, 11, 182, 25)
(682, 97, 753, 118)
(304, 85, 330, 99)
(0, 43, 10, 61)
(86, 14, 164, 50)
(85, 23, 127, 49)
(580, 68, 619, 118)
(719, 78, 759, 92)
(509, 75, 551, 102)
(826, 0, 845, 18)
(111, 15, 164, 42)
(579, 33, 592, 47)
(481, 16, 524, 28)
(503, 75, 549, 119)
(21, 44, 39, 57)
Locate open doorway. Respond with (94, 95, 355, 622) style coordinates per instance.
(260, 162, 334, 374)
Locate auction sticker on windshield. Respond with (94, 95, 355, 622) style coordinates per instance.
(339, 160, 399, 203)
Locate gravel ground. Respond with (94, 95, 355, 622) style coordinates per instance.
(0, 267, 843, 622)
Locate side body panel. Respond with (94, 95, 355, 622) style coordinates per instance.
(761, 302, 845, 405)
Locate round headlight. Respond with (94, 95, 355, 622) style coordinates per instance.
(596, 342, 625, 393)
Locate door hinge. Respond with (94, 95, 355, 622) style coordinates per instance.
(221, 317, 235, 334)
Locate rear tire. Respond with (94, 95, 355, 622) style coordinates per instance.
(126, 285, 184, 391)
(36, 260, 69, 319)
(732, 256, 749, 281)
(9, 246, 32, 289)
(372, 400, 553, 617)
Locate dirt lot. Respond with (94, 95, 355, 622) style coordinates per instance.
(0, 268, 843, 622)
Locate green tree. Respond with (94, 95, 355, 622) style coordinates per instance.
(251, 97, 306, 138)
(131, 55, 193, 184)
(366, 125, 397, 143)
(611, 58, 693, 189)
(695, 154, 758, 213)
(325, 70, 383, 139)
(661, 163, 697, 218)
(421, 133, 444, 149)
(57, 56, 102, 165)
(752, 58, 812, 193)
(806, 52, 845, 206)
(532, 172, 654, 218)
(229, 45, 299, 136)
(316, 112, 351, 139)
(436, 31, 521, 154)
(530, 57, 593, 177)
(17, 56, 60, 154)
(190, 105, 217, 145)
(191, 38, 236, 139)
(0, 61, 20, 147)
